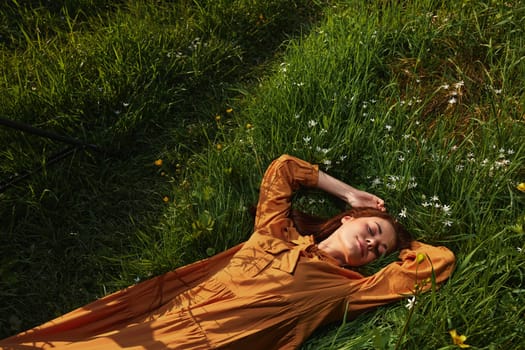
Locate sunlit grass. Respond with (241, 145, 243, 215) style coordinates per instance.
(1, 0, 524, 348)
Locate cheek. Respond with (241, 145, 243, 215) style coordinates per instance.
(386, 233, 397, 250)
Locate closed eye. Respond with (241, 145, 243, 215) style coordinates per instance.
(368, 224, 387, 257)
(374, 222, 388, 254)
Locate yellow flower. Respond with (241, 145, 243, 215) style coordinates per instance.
(162, 196, 169, 203)
(215, 115, 221, 121)
(517, 183, 525, 193)
(216, 143, 223, 151)
(246, 123, 253, 129)
(226, 108, 233, 113)
(154, 159, 163, 166)
(416, 253, 425, 264)
(449, 329, 470, 348)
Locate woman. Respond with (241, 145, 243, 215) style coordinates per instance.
(0, 155, 455, 349)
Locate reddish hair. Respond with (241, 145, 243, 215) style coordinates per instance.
(290, 207, 412, 251)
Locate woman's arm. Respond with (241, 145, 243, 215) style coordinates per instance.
(317, 170, 386, 211)
(253, 154, 386, 239)
(345, 241, 455, 317)
(253, 155, 319, 237)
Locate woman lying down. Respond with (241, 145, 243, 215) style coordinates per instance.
(0, 154, 455, 350)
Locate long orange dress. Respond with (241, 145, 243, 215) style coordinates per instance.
(0, 155, 455, 350)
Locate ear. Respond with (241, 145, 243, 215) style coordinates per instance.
(341, 215, 354, 224)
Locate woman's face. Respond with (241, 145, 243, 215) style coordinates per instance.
(323, 216, 397, 266)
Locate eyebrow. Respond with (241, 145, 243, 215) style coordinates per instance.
(375, 221, 383, 234)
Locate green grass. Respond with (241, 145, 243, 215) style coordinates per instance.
(1, 0, 525, 348)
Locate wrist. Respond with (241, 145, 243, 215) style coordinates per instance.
(344, 187, 359, 206)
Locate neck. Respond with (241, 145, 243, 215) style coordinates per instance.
(318, 239, 345, 266)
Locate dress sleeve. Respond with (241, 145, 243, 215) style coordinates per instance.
(254, 154, 319, 240)
(346, 240, 455, 316)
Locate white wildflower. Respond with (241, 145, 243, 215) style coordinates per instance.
(386, 182, 397, 190)
(405, 296, 416, 310)
(454, 80, 465, 89)
(494, 159, 510, 168)
(389, 175, 400, 182)
(315, 146, 329, 154)
(399, 207, 408, 218)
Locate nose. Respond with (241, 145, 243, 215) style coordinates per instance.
(366, 238, 378, 249)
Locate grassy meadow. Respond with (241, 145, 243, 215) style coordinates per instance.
(1, 0, 524, 348)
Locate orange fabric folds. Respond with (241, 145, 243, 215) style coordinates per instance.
(0, 155, 455, 350)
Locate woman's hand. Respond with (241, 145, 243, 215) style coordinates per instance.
(345, 187, 386, 211)
(317, 170, 386, 211)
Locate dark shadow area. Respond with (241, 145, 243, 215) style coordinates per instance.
(0, 0, 327, 339)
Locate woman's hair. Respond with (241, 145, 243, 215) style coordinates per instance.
(290, 207, 413, 251)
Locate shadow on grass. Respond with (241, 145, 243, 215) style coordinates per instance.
(0, 0, 326, 339)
